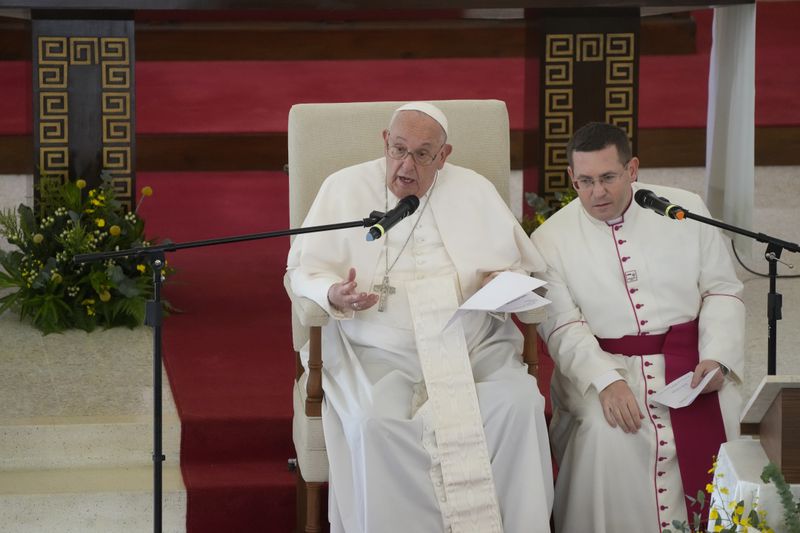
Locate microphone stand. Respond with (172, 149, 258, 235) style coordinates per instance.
(73, 212, 383, 533)
(680, 209, 800, 375)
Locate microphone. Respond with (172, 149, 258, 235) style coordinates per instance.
(634, 189, 686, 220)
(366, 195, 420, 241)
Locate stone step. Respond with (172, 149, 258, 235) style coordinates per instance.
(0, 465, 186, 533)
(0, 414, 181, 470)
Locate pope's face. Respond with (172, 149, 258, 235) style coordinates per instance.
(383, 111, 452, 199)
(569, 145, 639, 221)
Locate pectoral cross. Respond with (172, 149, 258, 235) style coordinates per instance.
(374, 275, 396, 312)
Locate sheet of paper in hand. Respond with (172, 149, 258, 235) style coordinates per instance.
(650, 368, 719, 409)
(444, 271, 550, 330)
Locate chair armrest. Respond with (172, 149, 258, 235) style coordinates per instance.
(283, 273, 330, 328)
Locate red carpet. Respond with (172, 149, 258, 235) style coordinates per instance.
(136, 171, 297, 532)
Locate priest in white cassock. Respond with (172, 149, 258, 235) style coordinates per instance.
(531, 122, 745, 533)
(286, 102, 553, 533)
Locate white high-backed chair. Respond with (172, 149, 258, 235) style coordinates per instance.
(284, 100, 543, 533)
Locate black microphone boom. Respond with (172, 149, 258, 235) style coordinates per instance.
(366, 195, 420, 241)
(634, 189, 686, 220)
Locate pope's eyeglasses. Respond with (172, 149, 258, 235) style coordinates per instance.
(385, 136, 446, 166)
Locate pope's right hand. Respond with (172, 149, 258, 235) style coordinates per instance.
(327, 267, 379, 313)
(599, 380, 644, 434)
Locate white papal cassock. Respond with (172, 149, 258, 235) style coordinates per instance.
(287, 158, 553, 533)
(532, 182, 745, 533)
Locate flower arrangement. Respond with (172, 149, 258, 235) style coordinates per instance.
(663, 460, 800, 533)
(0, 173, 170, 334)
(520, 189, 576, 236)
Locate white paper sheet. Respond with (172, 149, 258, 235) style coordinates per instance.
(650, 368, 719, 409)
(444, 271, 550, 330)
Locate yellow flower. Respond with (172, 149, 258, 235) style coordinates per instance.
(32, 233, 44, 244)
(51, 272, 63, 285)
(136, 264, 146, 273)
(76, 179, 87, 189)
(706, 483, 715, 494)
(710, 508, 719, 520)
(735, 504, 745, 516)
(720, 487, 729, 495)
(95, 218, 106, 228)
(86, 306, 95, 316)
(714, 525, 723, 532)
(81, 299, 95, 306)
(99, 290, 111, 303)
(109, 225, 121, 237)
(141, 186, 153, 197)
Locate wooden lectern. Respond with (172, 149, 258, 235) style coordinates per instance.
(740, 375, 800, 483)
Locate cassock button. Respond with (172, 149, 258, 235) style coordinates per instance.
(649, 404, 658, 409)
(630, 288, 638, 294)
(657, 424, 665, 429)
(662, 522, 669, 528)
(614, 225, 622, 231)
(658, 457, 667, 462)
(659, 488, 667, 493)
(647, 374, 654, 379)
(622, 256, 630, 262)
(648, 389, 655, 395)
(636, 303, 644, 309)
(640, 319, 648, 325)
(660, 505, 669, 511)
(644, 361, 652, 367)
(618, 239, 627, 245)
(660, 440, 668, 446)
(658, 471, 665, 477)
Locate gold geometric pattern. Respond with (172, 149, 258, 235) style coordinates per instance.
(70, 37, 99, 65)
(542, 31, 636, 196)
(35, 34, 134, 209)
(100, 37, 132, 209)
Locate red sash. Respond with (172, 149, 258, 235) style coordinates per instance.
(597, 319, 726, 520)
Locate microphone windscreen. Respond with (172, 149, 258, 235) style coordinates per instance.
(400, 195, 420, 214)
(634, 189, 652, 207)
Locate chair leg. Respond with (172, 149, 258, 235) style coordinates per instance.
(296, 464, 325, 533)
(304, 481, 324, 533)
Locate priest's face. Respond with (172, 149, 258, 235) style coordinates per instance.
(568, 145, 639, 221)
(383, 111, 452, 199)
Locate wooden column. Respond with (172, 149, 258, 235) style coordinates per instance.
(32, 12, 136, 210)
(524, 9, 640, 205)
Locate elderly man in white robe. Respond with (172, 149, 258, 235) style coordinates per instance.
(286, 102, 553, 533)
(531, 122, 745, 533)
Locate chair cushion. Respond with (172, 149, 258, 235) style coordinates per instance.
(292, 376, 329, 483)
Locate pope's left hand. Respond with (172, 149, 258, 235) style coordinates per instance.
(690, 360, 725, 394)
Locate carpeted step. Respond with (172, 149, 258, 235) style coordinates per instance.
(182, 460, 296, 533)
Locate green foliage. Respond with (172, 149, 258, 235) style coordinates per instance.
(0, 174, 171, 334)
(761, 462, 800, 533)
(663, 460, 799, 533)
(520, 188, 576, 236)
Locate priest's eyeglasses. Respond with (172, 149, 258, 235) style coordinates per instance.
(385, 137, 446, 166)
(573, 161, 630, 191)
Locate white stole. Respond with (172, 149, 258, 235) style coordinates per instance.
(407, 276, 503, 533)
